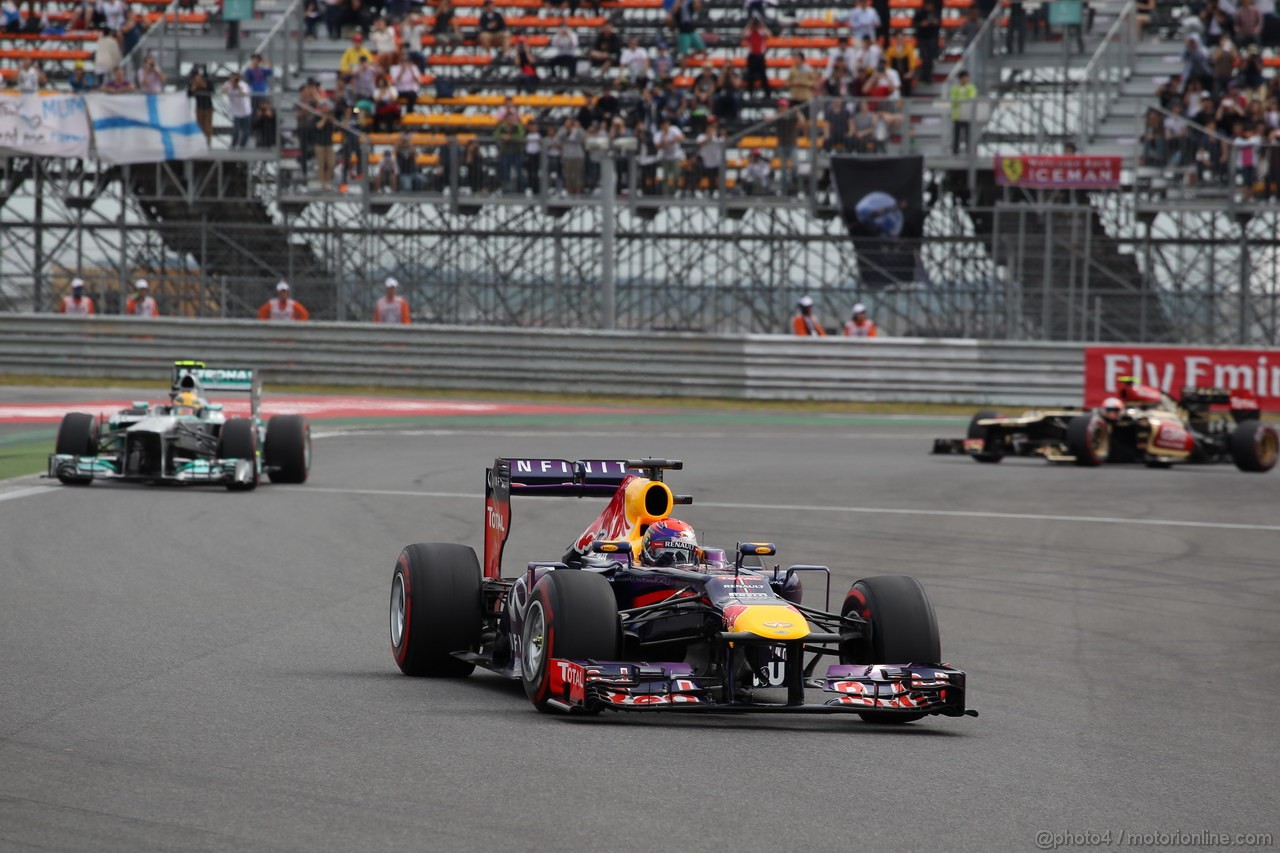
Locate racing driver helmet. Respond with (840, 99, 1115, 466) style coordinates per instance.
(172, 391, 200, 416)
(1100, 396, 1124, 421)
(641, 519, 701, 568)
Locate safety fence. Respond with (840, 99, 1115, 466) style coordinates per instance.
(0, 314, 1087, 405)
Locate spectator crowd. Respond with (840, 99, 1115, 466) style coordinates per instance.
(1141, 1, 1280, 199)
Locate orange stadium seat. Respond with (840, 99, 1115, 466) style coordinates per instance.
(416, 93, 587, 107)
(0, 48, 94, 61)
(428, 53, 494, 65)
(363, 132, 479, 145)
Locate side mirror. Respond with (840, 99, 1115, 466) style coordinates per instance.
(591, 540, 632, 555)
(738, 542, 776, 557)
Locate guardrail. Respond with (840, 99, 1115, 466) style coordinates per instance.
(1076, 0, 1136, 147)
(0, 315, 1086, 405)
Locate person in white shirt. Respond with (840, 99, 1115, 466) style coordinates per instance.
(847, 0, 880, 42)
(224, 73, 253, 148)
(695, 118, 725, 196)
(620, 36, 650, 86)
(524, 125, 543, 193)
(391, 56, 419, 112)
(126, 279, 159, 317)
(373, 277, 410, 323)
(16, 59, 44, 93)
(550, 26, 578, 79)
(653, 118, 685, 195)
(93, 29, 122, 76)
(369, 17, 397, 60)
(826, 36, 862, 78)
(101, 0, 126, 31)
(741, 149, 772, 194)
(136, 55, 165, 94)
(860, 35, 883, 73)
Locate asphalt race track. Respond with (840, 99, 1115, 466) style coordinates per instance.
(2, 401, 1278, 852)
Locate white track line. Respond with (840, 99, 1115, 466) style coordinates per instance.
(311, 429, 917, 440)
(0, 485, 59, 503)
(297, 487, 1280, 533)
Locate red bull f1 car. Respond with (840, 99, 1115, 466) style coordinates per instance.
(389, 458, 976, 723)
(933, 377, 1277, 472)
(47, 360, 311, 491)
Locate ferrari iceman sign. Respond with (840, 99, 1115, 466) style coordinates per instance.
(1085, 346, 1280, 410)
(995, 155, 1122, 189)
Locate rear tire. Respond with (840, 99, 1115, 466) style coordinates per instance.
(390, 543, 483, 677)
(1230, 419, 1279, 473)
(840, 575, 942, 724)
(1065, 414, 1109, 467)
(217, 418, 259, 492)
(521, 570, 620, 713)
(54, 412, 97, 485)
(264, 415, 311, 484)
(967, 409, 1004, 463)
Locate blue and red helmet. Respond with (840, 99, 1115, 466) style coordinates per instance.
(641, 519, 700, 567)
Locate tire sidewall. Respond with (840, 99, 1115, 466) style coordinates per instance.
(521, 591, 553, 705)
(219, 419, 259, 490)
(390, 543, 482, 677)
(841, 575, 941, 665)
(391, 553, 414, 669)
(967, 409, 1004, 462)
(1067, 414, 1108, 466)
(265, 415, 311, 484)
(1232, 419, 1279, 472)
(56, 412, 97, 457)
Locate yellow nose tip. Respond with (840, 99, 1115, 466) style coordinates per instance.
(729, 605, 810, 640)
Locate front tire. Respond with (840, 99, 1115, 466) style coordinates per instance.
(521, 570, 620, 713)
(264, 415, 311, 484)
(54, 412, 97, 485)
(967, 409, 1004, 463)
(217, 418, 259, 492)
(390, 543, 482, 677)
(1230, 419, 1279, 473)
(1065, 414, 1109, 466)
(840, 575, 942, 724)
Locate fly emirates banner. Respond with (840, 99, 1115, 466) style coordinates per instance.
(1084, 346, 1280, 410)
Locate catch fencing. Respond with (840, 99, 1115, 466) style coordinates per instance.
(0, 314, 1087, 405)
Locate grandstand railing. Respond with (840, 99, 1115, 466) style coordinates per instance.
(938, 1, 1005, 171)
(120, 0, 186, 72)
(1075, 0, 1136, 147)
(270, 96, 944, 209)
(252, 0, 306, 96)
(942, 1, 1006, 95)
(1134, 106, 1280, 210)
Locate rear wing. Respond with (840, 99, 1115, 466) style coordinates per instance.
(483, 458, 689, 579)
(172, 360, 262, 417)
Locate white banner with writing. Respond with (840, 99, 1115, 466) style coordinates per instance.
(0, 94, 92, 159)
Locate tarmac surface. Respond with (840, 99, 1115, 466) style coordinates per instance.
(1, 394, 1278, 852)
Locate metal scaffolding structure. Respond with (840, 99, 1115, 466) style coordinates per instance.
(2, 152, 1279, 343)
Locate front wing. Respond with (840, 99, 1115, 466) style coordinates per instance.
(48, 453, 257, 486)
(545, 659, 975, 718)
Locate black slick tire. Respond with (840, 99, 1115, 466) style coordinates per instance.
(54, 412, 97, 485)
(1065, 414, 1109, 467)
(840, 575, 942, 724)
(967, 409, 1004, 463)
(521, 570, 620, 713)
(264, 415, 311, 484)
(390, 543, 483, 677)
(217, 418, 259, 492)
(1230, 419, 1279, 473)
